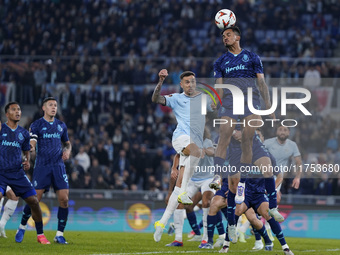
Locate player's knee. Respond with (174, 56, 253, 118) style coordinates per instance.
(59, 197, 69, 208)
(182, 143, 201, 157)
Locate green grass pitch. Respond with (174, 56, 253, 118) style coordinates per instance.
(0, 230, 339, 255)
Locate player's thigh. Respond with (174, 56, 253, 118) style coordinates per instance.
(52, 165, 69, 191)
(254, 156, 273, 177)
(256, 202, 271, 221)
(172, 135, 190, 166)
(187, 180, 200, 199)
(6, 188, 19, 200)
(5, 170, 37, 200)
(33, 166, 53, 190)
(217, 116, 235, 140)
(243, 114, 262, 134)
(245, 208, 262, 229)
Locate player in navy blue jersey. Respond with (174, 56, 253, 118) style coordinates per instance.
(15, 97, 71, 244)
(210, 26, 281, 241)
(0, 102, 50, 244)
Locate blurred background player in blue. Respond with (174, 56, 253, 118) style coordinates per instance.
(0, 102, 50, 244)
(15, 97, 71, 244)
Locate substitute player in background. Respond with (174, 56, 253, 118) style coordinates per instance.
(211, 26, 280, 240)
(264, 125, 302, 190)
(152, 69, 210, 242)
(0, 102, 50, 244)
(16, 97, 71, 244)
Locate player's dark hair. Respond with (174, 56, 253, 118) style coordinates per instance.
(42, 97, 57, 106)
(180, 71, 195, 80)
(221, 26, 241, 36)
(4, 101, 19, 113)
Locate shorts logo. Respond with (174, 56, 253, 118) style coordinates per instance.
(242, 54, 249, 62)
(58, 125, 63, 132)
(18, 133, 24, 141)
(34, 180, 37, 187)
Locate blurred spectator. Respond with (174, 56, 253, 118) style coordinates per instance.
(75, 146, 91, 173)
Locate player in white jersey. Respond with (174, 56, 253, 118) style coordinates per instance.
(166, 129, 216, 247)
(263, 125, 302, 190)
(152, 69, 211, 242)
(0, 187, 19, 237)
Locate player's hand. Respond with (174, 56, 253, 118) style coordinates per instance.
(211, 101, 217, 110)
(62, 149, 71, 161)
(200, 148, 206, 159)
(158, 69, 168, 82)
(170, 168, 178, 181)
(22, 159, 30, 171)
(292, 177, 300, 189)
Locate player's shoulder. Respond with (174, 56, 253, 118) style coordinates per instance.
(286, 139, 298, 146)
(215, 52, 229, 63)
(264, 137, 276, 145)
(17, 125, 29, 135)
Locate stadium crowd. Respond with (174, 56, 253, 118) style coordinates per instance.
(0, 0, 339, 195)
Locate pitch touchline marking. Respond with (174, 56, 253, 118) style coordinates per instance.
(91, 248, 340, 255)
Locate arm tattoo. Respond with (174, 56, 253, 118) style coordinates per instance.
(257, 76, 271, 109)
(151, 80, 166, 105)
(64, 141, 72, 151)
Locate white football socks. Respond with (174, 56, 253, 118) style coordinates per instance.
(159, 187, 180, 226)
(173, 209, 185, 242)
(0, 199, 18, 227)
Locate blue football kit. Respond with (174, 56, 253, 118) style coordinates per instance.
(0, 123, 36, 199)
(214, 49, 263, 119)
(30, 117, 69, 191)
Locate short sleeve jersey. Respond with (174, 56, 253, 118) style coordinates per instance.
(264, 137, 301, 168)
(0, 124, 30, 171)
(214, 49, 263, 108)
(30, 118, 69, 167)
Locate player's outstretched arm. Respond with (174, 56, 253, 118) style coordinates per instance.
(62, 141, 72, 161)
(257, 73, 275, 119)
(151, 69, 168, 105)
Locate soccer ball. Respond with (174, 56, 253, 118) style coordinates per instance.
(215, 9, 236, 30)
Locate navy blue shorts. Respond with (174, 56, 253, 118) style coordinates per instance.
(215, 178, 229, 198)
(33, 164, 69, 192)
(244, 192, 268, 212)
(228, 135, 270, 175)
(218, 98, 261, 120)
(0, 169, 36, 199)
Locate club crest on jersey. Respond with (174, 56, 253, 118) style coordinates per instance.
(58, 124, 63, 132)
(18, 132, 24, 141)
(242, 54, 249, 62)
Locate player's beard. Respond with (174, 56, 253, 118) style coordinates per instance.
(277, 134, 288, 142)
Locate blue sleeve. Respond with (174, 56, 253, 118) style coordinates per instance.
(22, 130, 30, 152)
(213, 59, 223, 78)
(252, 53, 263, 74)
(61, 122, 69, 143)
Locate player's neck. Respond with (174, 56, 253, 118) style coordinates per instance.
(44, 115, 55, 123)
(276, 137, 286, 145)
(227, 44, 242, 55)
(6, 120, 18, 129)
